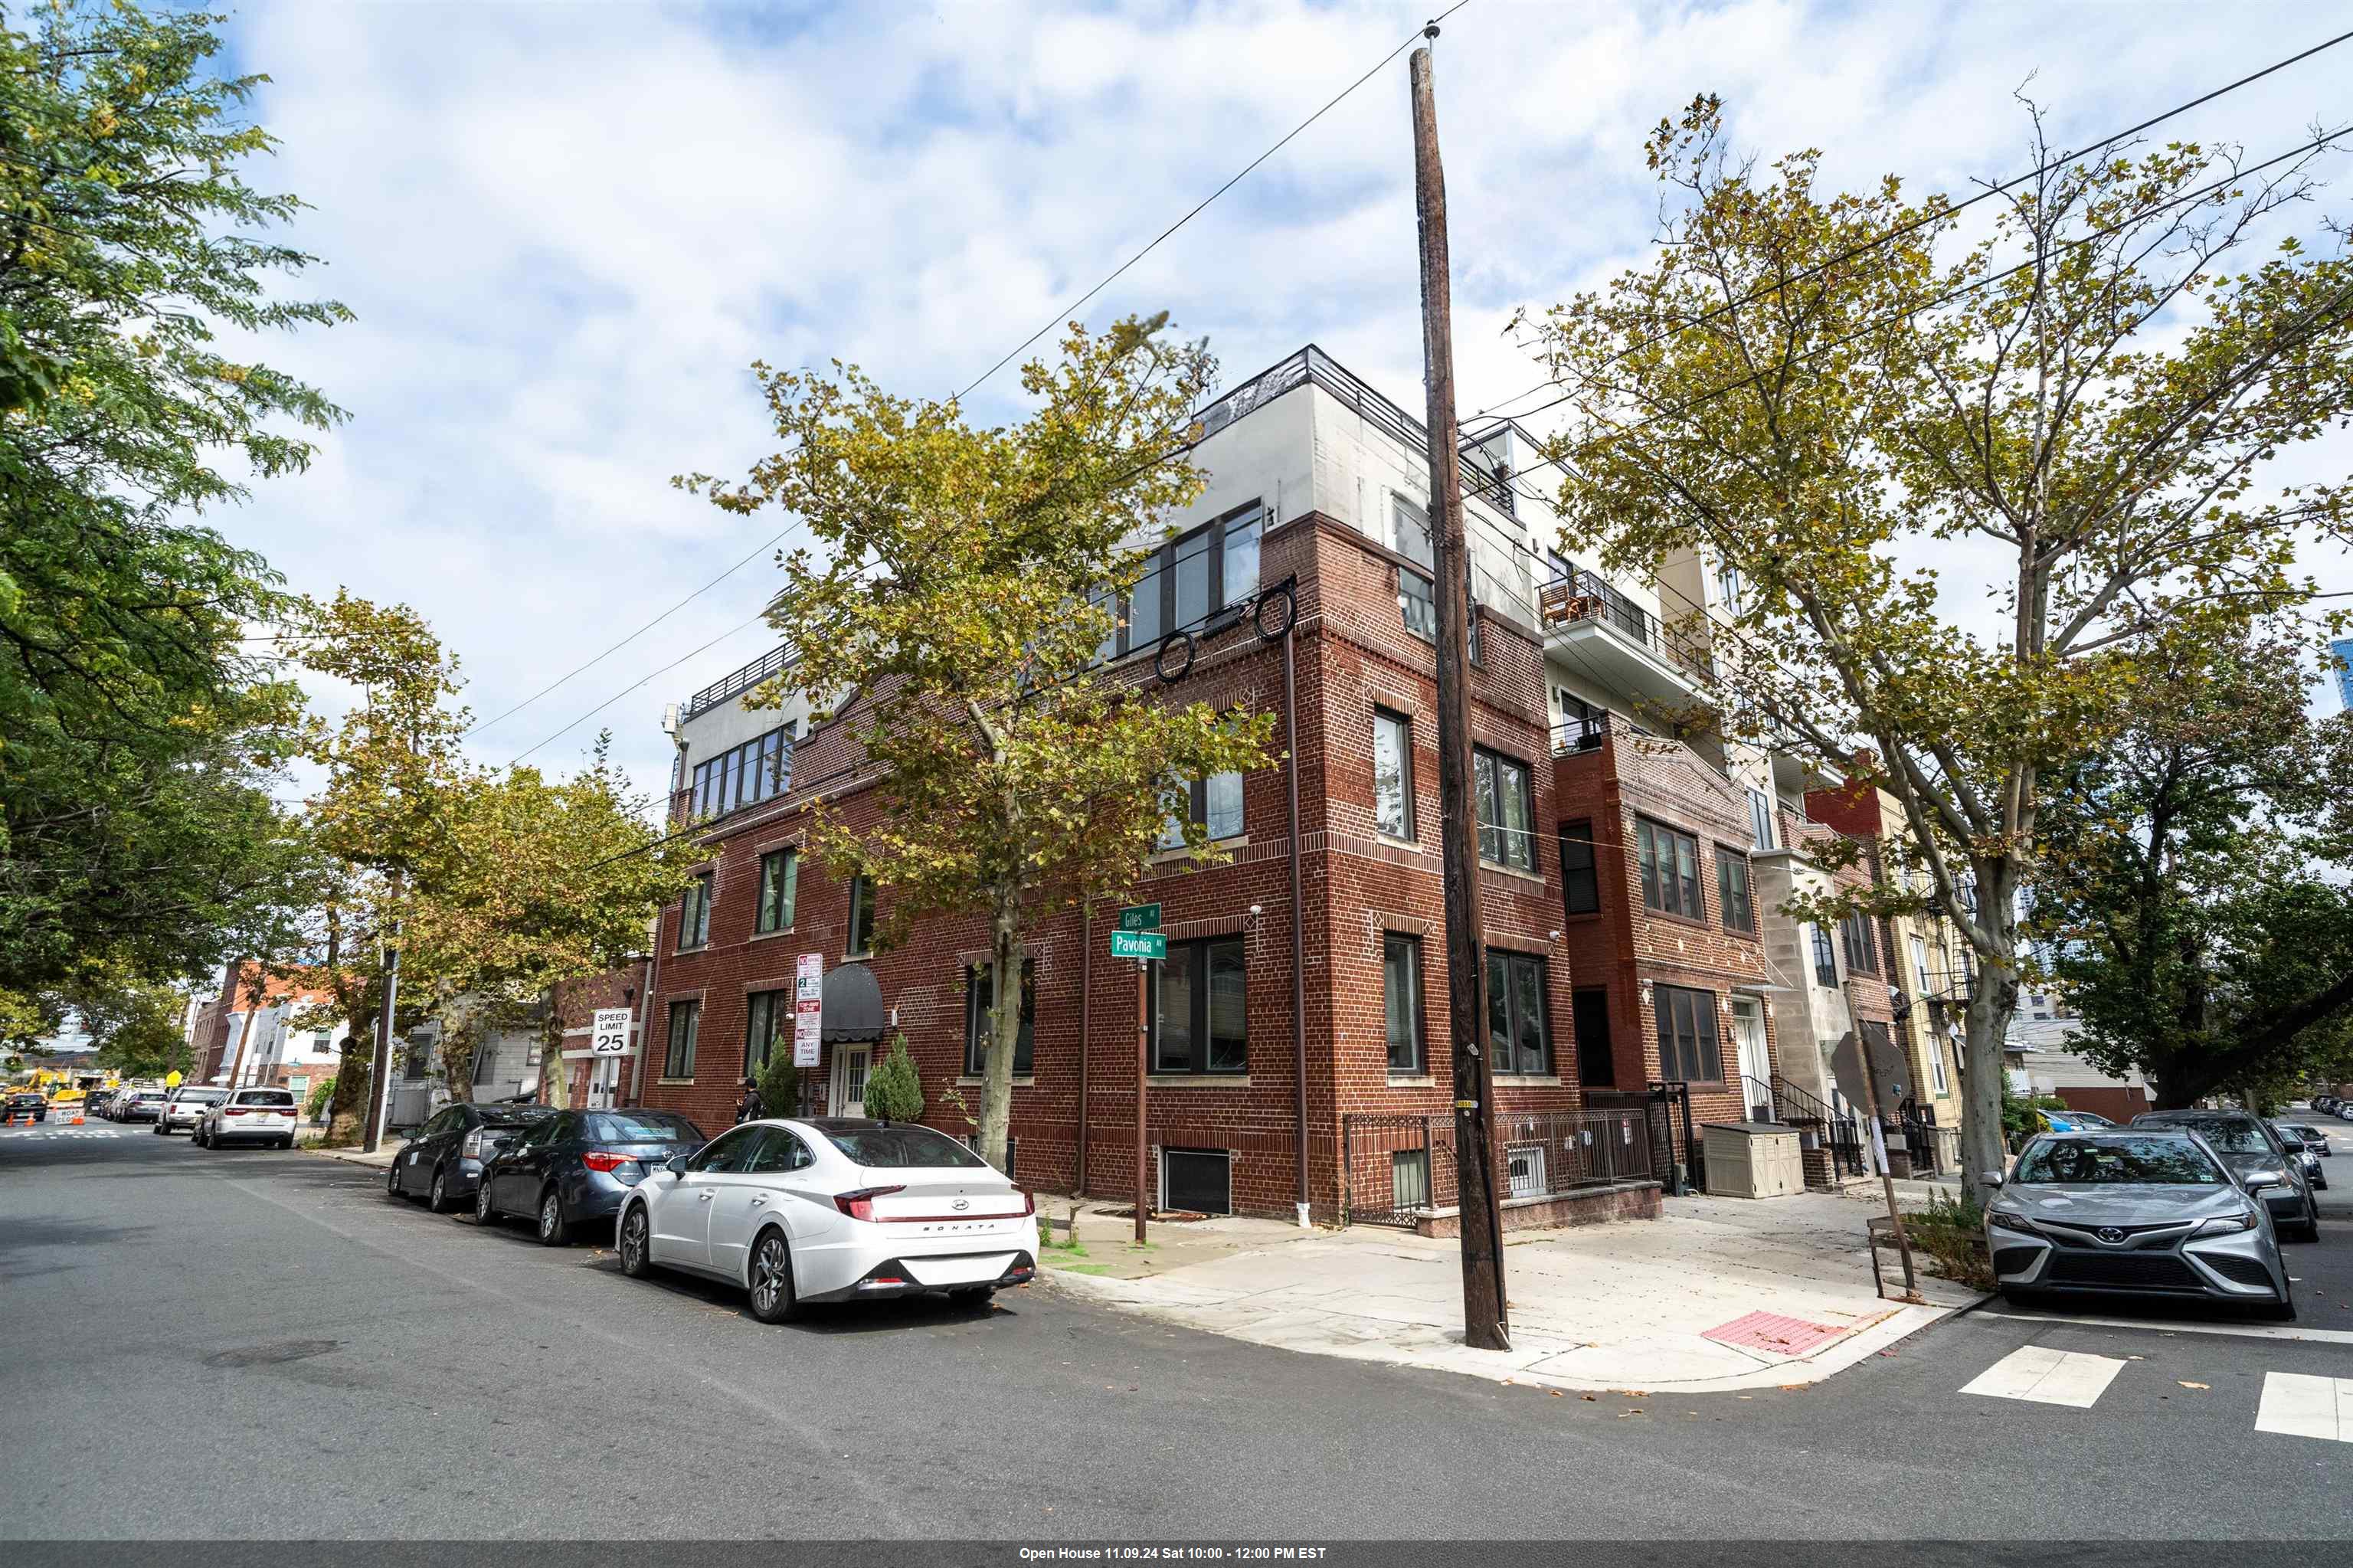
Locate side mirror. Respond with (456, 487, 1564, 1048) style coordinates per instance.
(663, 1156, 689, 1177)
(2243, 1170, 2283, 1194)
(1981, 1170, 2004, 1190)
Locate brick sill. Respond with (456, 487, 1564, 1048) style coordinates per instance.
(954, 1076, 1036, 1088)
(1147, 1074, 1251, 1088)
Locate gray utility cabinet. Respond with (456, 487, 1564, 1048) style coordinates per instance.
(1703, 1121, 1805, 1199)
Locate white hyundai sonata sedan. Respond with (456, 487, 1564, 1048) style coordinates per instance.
(616, 1117, 1039, 1321)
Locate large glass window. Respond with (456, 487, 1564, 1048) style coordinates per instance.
(1474, 748, 1536, 872)
(1653, 984, 1723, 1082)
(755, 849, 798, 934)
(1636, 818, 1703, 919)
(1392, 494, 1433, 569)
(1222, 510, 1261, 605)
(964, 964, 1036, 1076)
(744, 989, 787, 1072)
(1373, 709, 1414, 840)
(689, 723, 797, 820)
(1748, 787, 1775, 850)
(1484, 949, 1550, 1076)
(1153, 936, 1247, 1075)
(1841, 911, 1880, 975)
(1160, 771, 1246, 848)
(677, 874, 712, 951)
(1383, 934, 1424, 1075)
(846, 876, 876, 957)
(1108, 503, 1266, 659)
(1716, 847, 1755, 933)
(1399, 568, 1438, 640)
(1559, 822, 1599, 915)
(663, 1000, 700, 1080)
(1811, 924, 1839, 988)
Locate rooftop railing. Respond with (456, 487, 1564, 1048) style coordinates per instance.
(682, 641, 794, 723)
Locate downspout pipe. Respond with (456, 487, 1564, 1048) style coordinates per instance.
(1078, 899, 1092, 1196)
(1284, 617, 1311, 1228)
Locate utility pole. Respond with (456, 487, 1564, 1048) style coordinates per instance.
(364, 902, 402, 1155)
(1410, 31, 1509, 1353)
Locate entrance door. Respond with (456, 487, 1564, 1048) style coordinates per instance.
(585, 1057, 620, 1110)
(832, 1043, 872, 1118)
(1730, 997, 1771, 1118)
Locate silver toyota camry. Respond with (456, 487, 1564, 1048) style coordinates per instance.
(1984, 1129, 2293, 1320)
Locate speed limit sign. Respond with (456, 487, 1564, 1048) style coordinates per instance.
(591, 1007, 633, 1056)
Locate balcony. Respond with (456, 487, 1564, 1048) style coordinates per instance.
(683, 642, 794, 723)
(1539, 568, 1712, 707)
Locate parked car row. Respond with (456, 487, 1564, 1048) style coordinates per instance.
(379, 1107, 1041, 1322)
(103, 1088, 170, 1123)
(2307, 1095, 2353, 1123)
(1985, 1108, 2320, 1321)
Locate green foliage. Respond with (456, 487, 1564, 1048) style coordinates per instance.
(1903, 1193, 1991, 1291)
(862, 1033, 924, 1124)
(304, 1075, 337, 1120)
(0, 2, 346, 1001)
(685, 317, 1277, 1170)
(757, 1052, 802, 1122)
(1999, 1082, 2071, 1149)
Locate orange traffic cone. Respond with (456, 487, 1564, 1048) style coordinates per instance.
(69, 1110, 83, 1125)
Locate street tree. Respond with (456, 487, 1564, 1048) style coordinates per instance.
(2033, 624, 2353, 1106)
(684, 318, 1275, 1171)
(1523, 97, 2353, 1195)
(0, 1, 346, 1000)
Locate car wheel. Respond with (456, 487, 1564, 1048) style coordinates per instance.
(747, 1229, 800, 1323)
(536, 1187, 571, 1246)
(618, 1204, 653, 1278)
(427, 1166, 457, 1214)
(386, 1161, 405, 1200)
(474, 1177, 499, 1226)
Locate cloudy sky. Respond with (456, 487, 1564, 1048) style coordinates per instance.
(208, 0, 2353, 804)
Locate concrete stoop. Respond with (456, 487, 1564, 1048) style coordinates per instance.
(1409, 1179, 1661, 1238)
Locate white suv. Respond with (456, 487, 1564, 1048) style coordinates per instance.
(195, 1088, 301, 1150)
(155, 1086, 225, 1135)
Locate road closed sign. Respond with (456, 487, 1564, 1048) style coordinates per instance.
(591, 1008, 633, 1056)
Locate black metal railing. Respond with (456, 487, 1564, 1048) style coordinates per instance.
(683, 642, 794, 722)
(1340, 1108, 1657, 1228)
(1538, 568, 1716, 685)
(1769, 1074, 1869, 1185)
(1551, 713, 1609, 755)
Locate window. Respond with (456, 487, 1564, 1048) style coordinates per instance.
(1572, 988, 1613, 1088)
(1383, 934, 1424, 1075)
(472, 1039, 496, 1085)
(1473, 748, 1536, 872)
(1399, 567, 1438, 640)
(1160, 771, 1246, 848)
(745, 1126, 813, 1175)
(1635, 818, 1703, 919)
(755, 849, 798, 934)
(1372, 709, 1414, 840)
(1910, 935, 1932, 998)
(1108, 502, 1267, 658)
(1152, 935, 1247, 1075)
(678, 874, 712, 951)
(1484, 949, 1550, 1076)
(1929, 1041, 1950, 1096)
(964, 964, 1036, 1077)
(1716, 846, 1755, 933)
(1811, 925, 1839, 988)
(823, 1123, 989, 1169)
(663, 1000, 700, 1079)
(685, 1123, 757, 1174)
(1747, 787, 1775, 850)
(1391, 1149, 1430, 1211)
(1716, 561, 1747, 611)
(1654, 984, 1723, 1082)
(1392, 493, 1433, 569)
(1559, 822, 1599, 915)
(846, 876, 875, 957)
(1841, 911, 1880, 976)
(744, 989, 788, 1073)
(688, 722, 795, 820)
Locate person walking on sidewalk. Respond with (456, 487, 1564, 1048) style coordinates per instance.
(734, 1076, 764, 1125)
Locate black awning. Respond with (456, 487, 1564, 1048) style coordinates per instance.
(820, 961, 886, 1043)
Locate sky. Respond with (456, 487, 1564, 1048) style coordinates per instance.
(205, 0, 2353, 807)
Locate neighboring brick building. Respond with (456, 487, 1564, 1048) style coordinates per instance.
(186, 963, 349, 1095)
(614, 346, 1916, 1219)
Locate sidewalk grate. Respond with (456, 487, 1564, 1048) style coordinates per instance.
(1701, 1310, 1848, 1357)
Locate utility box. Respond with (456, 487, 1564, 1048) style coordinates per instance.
(1703, 1121, 1804, 1199)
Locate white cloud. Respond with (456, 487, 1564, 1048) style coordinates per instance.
(211, 0, 2353, 795)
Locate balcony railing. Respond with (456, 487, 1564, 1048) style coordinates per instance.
(1538, 569, 1714, 685)
(1551, 713, 1609, 755)
(683, 642, 793, 723)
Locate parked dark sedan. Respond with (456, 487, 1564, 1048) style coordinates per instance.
(386, 1102, 558, 1213)
(87, 1088, 118, 1115)
(476, 1108, 709, 1245)
(2132, 1110, 2319, 1241)
(5, 1091, 47, 1123)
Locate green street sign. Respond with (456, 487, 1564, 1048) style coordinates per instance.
(1117, 902, 1162, 932)
(1109, 930, 1167, 961)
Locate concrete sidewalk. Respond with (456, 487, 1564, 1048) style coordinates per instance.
(1039, 1188, 1980, 1394)
(305, 1138, 406, 1170)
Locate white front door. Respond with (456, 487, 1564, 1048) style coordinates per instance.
(832, 1044, 872, 1118)
(1730, 998, 1771, 1115)
(585, 1057, 619, 1109)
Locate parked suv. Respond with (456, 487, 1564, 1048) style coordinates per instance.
(195, 1088, 301, 1150)
(2131, 1110, 2319, 1242)
(155, 1086, 226, 1135)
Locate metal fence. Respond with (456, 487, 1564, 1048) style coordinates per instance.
(1340, 1108, 1657, 1228)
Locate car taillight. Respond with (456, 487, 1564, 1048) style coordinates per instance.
(224, 1108, 248, 1117)
(833, 1185, 906, 1223)
(462, 1131, 488, 1158)
(1015, 1188, 1036, 1216)
(581, 1151, 637, 1174)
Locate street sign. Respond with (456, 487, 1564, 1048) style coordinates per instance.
(1109, 930, 1167, 960)
(793, 953, 823, 1067)
(590, 1007, 633, 1056)
(1117, 902, 1162, 932)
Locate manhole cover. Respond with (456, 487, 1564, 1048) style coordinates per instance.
(205, 1338, 341, 1368)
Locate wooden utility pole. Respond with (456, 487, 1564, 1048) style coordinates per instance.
(1410, 34, 1510, 1353)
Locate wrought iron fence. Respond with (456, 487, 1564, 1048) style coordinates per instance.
(1341, 1108, 1656, 1227)
(1769, 1075, 1869, 1186)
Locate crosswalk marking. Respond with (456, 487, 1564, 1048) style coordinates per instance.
(1961, 1344, 2128, 1408)
(2256, 1373, 2353, 1443)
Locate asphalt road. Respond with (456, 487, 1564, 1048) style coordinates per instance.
(5, 1122, 2351, 1541)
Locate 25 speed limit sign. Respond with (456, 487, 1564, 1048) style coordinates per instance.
(590, 1008, 633, 1056)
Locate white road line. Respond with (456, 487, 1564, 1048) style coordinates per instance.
(2256, 1373, 2353, 1443)
(1981, 1309, 2353, 1347)
(1961, 1344, 2129, 1407)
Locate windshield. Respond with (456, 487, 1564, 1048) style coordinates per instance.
(2015, 1135, 2225, 1186)
(823, 1125, 987, 1170)
(586, 1111, 705, 1144)
(478, 1106, 557, 1128)
(2140, 1115, 2268, 1154)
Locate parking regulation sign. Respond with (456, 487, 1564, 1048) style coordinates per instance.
(793, 953, 823, 1067)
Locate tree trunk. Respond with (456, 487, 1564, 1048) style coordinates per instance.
(1959, 863, 2022, 1203)
(977, 905, 1021, 1174)
(539, 987, 570, 1110)
(322, 1036, 372, 1147)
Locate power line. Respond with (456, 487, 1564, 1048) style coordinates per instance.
(1464, 25, 2353, 427)
(507, 610, 775, 766)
